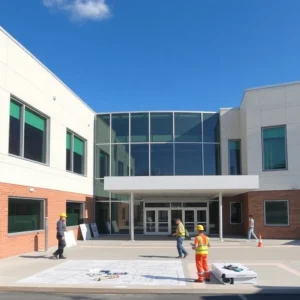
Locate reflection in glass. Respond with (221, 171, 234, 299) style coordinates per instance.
(265, 201, 288, 225)
(111, 202, 130, 234)
(95, 202, 110, 234)
(146, 210, 155, 233)
(111, 113, 129, 143)
(171, 210, 182, 233)
(203, 144, 221, 175)
(131, 113, 149, 142)
(131, 144, 149, 176)
(95, 145, 110, 178)
(96, 114, 110, 144)
(230, 202, 242, 224)
(262, 126, 287, 170)
(111, 144, 129, 176)
(151, 143, 173, 175)
(94, 179, 110, 200)
(197, 210, 207, 229)
(111, 193, 129, 201)
(174, 113, 202, 142)
(209, 201, 219, 234)
(175, 143, 203, 175)
(150, 113, 173, 142)
(229, 140, 241, 175)
(134, 200, 144, 234)
(203, 113, 220, 143)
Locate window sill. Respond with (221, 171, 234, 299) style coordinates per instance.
(230, 223, 243, 225)
(66, 170, 87, 178)
(262, 168, 288, 172)
(8, 230, 44, 237)
(8, 154, 49, 167)
(264, 224, 289, 227)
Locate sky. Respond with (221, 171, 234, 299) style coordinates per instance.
(1, 0, 300, 113)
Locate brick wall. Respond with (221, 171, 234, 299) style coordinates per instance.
(247, 190, 300, 239)
(0, 182, 93, 258)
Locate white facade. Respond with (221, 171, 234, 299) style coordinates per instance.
(0, 27, 94, 195)
(240, 83, 300, 191)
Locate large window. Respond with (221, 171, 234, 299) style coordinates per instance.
(66, 202, 84, 227)
(111, 113, 129, 143)
(111, 144, 129, 176)
(96, 114, 110, 144)
(9, 98, 48, 164)
(131, 144, 149, 176)
(203, 144, 221, 175)
(262, 126, 287, 171)
(131, 113, 149, 142)
(95, 145, 110, 178)
(174, 113, 202, 142)
(8, 198, 44, 234)
(175, 143, 203, 175)
(150, 113, 173, 142)
(264, 200, 289, 226)
(66, 130, 86, 175)
(203, 113, 220, 143)
(230, 202, 242, 224)
(151, 143, 173, 175)
(229, 140, 241, 175)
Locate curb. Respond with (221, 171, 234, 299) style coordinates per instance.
(1, 286, 300, 295)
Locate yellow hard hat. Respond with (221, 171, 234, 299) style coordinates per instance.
(196, 224, 204, 231)
(60, 213, 67, 218)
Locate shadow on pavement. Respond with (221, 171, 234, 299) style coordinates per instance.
(139, 255, 175, 259)
(19, 255, 49, 259)
(283, 240, 300, 246)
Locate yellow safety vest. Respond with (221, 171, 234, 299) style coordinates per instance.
(195, 234, 209, 255)
(176, 223, 185, 237)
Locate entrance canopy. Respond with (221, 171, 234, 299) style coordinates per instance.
(104, 175, 259, 197)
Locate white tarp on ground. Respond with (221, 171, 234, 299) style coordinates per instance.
(17, 260, 187, 286)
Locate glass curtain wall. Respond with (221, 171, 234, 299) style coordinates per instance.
(94, 111, 221, 234)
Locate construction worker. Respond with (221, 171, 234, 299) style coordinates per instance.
(172, 218, 188, 259)
(192, 224, 210, 283)
(53, 213, 67, 259)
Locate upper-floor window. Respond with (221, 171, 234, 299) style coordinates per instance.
(228, 140, 241, 175)
(9, 98, 48, 164)
(262, 126, 287, 171)
(66, 130, 86, 175)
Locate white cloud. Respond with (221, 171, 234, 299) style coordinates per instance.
(43, 0, 111, 21)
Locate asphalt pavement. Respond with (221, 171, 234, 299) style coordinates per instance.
(1, 293, 300, 300)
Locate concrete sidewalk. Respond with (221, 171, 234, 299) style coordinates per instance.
(0, 239, 300, 295)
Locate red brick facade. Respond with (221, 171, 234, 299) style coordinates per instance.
(224, 190, 300, 239)
(0, 182, 93, 259)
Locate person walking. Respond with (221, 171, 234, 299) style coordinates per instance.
(192, 224, 210, 283)
(247, 214, 258, 242)
(172, 218, 188, 259)
(53, 212, 67, 259)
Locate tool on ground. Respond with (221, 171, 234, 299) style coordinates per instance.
(223, 265, 243, 272)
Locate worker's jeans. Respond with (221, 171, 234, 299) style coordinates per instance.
(54, 237, 66, 257)
(248, 227, 257, 240)
(176, 237, 188, 257)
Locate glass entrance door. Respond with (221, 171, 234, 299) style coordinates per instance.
(183, 208, 208, 234)
(183, 210, 195, 234)
(144, 209, 170, 234)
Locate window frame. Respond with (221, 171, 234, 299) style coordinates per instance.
(66, 201, 85, 227)
(229, 202, 243, 225)
(264, 200, 289, 227)
(261, 125, 288, 172)
(228, 139, 242, 175)
(8, 197, 46, 236)
(8, 96, 50, 165)
(66, 129, 87, 176)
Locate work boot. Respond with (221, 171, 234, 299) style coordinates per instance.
(205, 278, 210, 282)
(176, 256, 183, 259)
(183, 253, 189, 259)
(59, 256, 67, 259)
(52, 252, 58, 259)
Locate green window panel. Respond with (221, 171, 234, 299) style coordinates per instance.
(10, 100, 21, 119)
(262, 126, 287, 170)
(25, 108, 45, 131)
(66, 132, 71, 150)
(74, 136, 84, 155)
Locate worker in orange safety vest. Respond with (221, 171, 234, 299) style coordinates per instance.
(191, 224, 210, 283)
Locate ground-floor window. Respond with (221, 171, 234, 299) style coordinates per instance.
(264, 200, 289, 226)
(66, 202, 84, 227)
(8, 197, 44, 234)
(230, 202, 242, 224)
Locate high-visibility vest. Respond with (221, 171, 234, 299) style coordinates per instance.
(176, 223, 185, 237)
(195, 234, 209, 255)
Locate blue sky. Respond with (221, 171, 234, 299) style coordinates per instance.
(1, 0, 300, 113)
